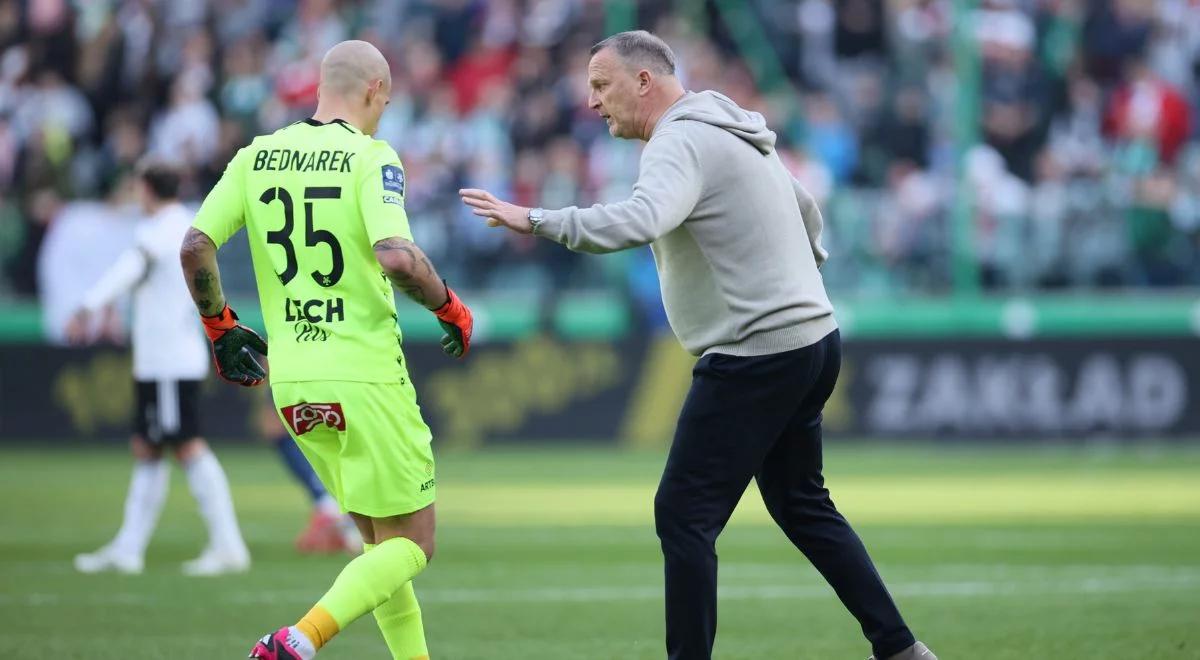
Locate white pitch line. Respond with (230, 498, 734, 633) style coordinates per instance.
(4, 573, 1198, 608)
(410, 573, 1200, 604)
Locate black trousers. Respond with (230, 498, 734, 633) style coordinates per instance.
(654, 330, 915, 659)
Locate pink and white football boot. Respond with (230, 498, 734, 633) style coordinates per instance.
(248, 626, 315, 660)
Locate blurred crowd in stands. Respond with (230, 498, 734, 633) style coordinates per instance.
(3, 0, 1199, 325)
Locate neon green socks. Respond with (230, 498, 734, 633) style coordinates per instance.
(374, 580, 429, 659)
(360, 542, 429, 659)
(351, 541, 430, 659)
(296, 536, 427, 653)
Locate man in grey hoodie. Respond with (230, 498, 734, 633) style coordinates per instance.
(460, 30, 934, 660)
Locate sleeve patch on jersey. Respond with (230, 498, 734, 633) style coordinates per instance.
(382, 195, 403, 206)
(381, 165, 405, 195)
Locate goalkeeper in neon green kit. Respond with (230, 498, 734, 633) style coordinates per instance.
(179, 40, 472, 660)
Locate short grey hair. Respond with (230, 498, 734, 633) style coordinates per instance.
(590, 30, 676, 75)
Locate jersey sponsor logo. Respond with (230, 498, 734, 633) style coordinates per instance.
(285, 297, 345, 323)
(285, 298, 342, 343)
(281, 402, 346, 435)
(253, 149, 354, 173)
(382, 195, 403, 206)
(381, 164, 404, 195)
(419, 478, 435, 492)
(293, 320, 329, 342)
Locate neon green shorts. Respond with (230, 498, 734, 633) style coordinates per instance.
(271, 379, 435, 517)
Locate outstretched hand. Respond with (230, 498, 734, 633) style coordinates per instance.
(459, 188, 532, 234)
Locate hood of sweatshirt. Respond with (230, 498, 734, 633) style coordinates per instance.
(656, 90, 776, 155)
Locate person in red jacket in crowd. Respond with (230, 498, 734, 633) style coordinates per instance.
(1104, 57, 1192, 165)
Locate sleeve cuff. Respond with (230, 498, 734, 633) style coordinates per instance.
(533, 208, 568, 243)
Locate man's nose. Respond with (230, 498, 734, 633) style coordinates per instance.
(588, 92, 600, 110)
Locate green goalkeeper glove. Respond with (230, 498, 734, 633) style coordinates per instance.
(201, 304, 269, 386)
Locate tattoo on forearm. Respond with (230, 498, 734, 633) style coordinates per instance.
(191, 267, 223, 315)
(400, 284, 428, 306)
(180, 228, 225, 316)
(374, 237, 444, 308)
(194, 269, 213, 293)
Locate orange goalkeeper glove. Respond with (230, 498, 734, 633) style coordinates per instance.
(201, 304, 268, 386)
(433, 284, 473, 358)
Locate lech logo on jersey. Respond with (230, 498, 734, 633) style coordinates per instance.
(281, 403, 346, 435)
(381, 164, 404, 195)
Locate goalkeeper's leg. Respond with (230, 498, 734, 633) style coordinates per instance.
(366, 543, 429, 659)
(249, 506, 434, 660)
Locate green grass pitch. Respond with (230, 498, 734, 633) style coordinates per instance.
(3, 442, 1199, 659)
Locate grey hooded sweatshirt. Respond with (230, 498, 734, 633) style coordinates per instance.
(535, 90, 837, 357)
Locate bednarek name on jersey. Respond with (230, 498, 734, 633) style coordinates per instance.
(252, 148, 354, 173)
(192, 117, 413, 384)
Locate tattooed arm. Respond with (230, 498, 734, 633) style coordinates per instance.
(179, 227, 226, 317)
(373, 236, 449, 309)
(180, 225, 267, 384)
(376, 236, 473, 357)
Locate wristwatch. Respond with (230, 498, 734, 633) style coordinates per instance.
(527, 207, 545, 233)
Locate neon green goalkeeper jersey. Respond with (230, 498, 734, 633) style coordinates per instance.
(193, 118, 412, 384)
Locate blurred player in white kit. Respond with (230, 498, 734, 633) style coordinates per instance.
(66, 160, 250, 576)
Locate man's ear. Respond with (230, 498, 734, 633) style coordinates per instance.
(366, 79, 387, 106)
(638, 70, 653, 95)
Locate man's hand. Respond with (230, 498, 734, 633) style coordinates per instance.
(65, 307, 124, 346)
(433, 285, 473, 358)
(459, 188, 532, 233)
(200, 304, 268, 386)
(97, 305, 126, 345)
(65, 309, 92, 345)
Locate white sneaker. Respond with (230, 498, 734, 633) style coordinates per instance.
(181, 546, 250, 576)
(74, 545, 144, 575)
(868, 641, 937, 660)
